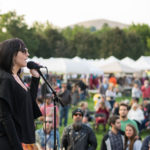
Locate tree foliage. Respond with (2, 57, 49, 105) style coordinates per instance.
(0, 10, 150, 59)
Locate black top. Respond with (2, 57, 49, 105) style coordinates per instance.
(0, 69, 41, 148)
(61, 124, 97, 150)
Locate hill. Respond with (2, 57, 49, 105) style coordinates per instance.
(68, 19, 129, 30)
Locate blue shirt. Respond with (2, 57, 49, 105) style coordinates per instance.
(36, 128, 60, 149)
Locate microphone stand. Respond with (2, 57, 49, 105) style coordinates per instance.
(37, 69, 64, 150)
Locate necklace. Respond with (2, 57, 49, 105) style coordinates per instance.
(12, 74, 28, 91)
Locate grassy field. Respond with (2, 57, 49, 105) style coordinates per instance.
(58, 96, 150, 150)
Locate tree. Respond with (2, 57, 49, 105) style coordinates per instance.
(99, 28, 127, 58)
(72, 32, 101, 59)
(125, 31, 145, 59)
(0, 11, 40, 56)
(127, 24, 150, 55)
(44, 28, 68, 57)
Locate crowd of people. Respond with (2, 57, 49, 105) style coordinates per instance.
(0, 38, 150, 150)
(29, 70, 150, 150)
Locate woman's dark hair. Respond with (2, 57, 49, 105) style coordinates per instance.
(0, 38, 27, 74)
(124, 124, 137, 150)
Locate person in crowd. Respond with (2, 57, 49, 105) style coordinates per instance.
(66, 80, 72, 92)
(89, 74, 98, 89)
(58, 82, 72, 127)
(119, 103, 139, 133)
(112, 102, 119, 115)
(106, 83, 116, 109)
(95, 101, 109, 131)
(39, 93, 59, 128)
(130, 97, 139, 107)
(101, 115, 124, 150)
(94, 94, 111, 112)
(141, 72, 149, 85)
(109, 73, 117, 87)
(99, 77, 109, 95)
(141, 99, 150, 130)
(51, 76, 60, 93)
(80, 101, 93, 122)
(141, 80, 150, 100)
(71, 83, 80, 106)
(0, 38, 41, 150)
(124, 124, 142, 150)
(41, 75, 51, 99)
(115, 85, 122, 97)
(79, 102, 92, 127)
(61, 108, 97, 150)
(127, 103, 144, 131)
(133, 75, 141, 88)
(141, 135, 150, 150)
(77, 79, 88, 101)
(36, 117, 60, 150)
(131, 83, 141, 101)
(82, 116, 91, 128)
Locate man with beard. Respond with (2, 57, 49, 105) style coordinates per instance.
(61, 108, 97, 150)
(101, 115, 124, 150)
(119, 103, 139, 133)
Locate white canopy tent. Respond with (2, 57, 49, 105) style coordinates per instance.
(134, 56, 150, 70)
(99, 61, 139, 73)
(121, 57, 136, 67)
(46, 58, 90, 74)
(72, 56, 104, 75)
(103, 56, 119, 65)
(23, 57, 104, 75)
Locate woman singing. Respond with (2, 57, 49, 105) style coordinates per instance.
(0, 38, 42, 150)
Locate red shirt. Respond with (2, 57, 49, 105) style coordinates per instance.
(141, 85, 150, 98)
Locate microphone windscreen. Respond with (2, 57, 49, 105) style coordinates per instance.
(27, 61, 38, 69)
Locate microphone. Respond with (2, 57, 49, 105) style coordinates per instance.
(27, 61, 46, 70)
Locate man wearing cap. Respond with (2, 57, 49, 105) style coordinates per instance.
(61, 108, 97, 150)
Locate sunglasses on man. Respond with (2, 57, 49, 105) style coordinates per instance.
(45, 121, 53, 124)
(74, 113, 82, 117)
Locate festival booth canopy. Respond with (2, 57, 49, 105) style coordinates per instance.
(134, 56, 150, 70)
(99, 61, 139, 73)
(23, 57, 104, 75)
(46, 58, 90, 74)
(72, 56, 104, 75)
(121, 57, 136, 68)
(104, 56, 120, 64)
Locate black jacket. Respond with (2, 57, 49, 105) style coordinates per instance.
(141, 136, 150, 150)
(61, 124, 97, 150)
(58, 89, 72, 105)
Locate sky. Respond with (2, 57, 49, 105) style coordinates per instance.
(0, 0, 150, 28)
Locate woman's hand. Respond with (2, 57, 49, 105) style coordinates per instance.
(30, 69, 40, 78)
